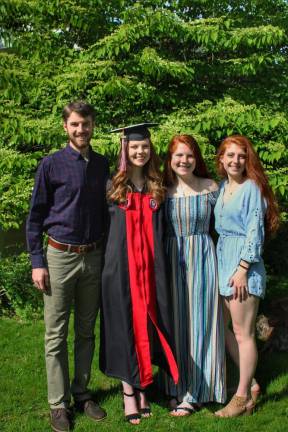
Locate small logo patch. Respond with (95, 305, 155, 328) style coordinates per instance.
(118, 196, 131, 210)
(149, 198, 158, 210)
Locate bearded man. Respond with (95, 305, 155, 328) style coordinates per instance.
(26, 101, 109, 432)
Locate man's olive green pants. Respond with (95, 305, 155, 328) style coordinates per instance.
(44, 245, 102, 409)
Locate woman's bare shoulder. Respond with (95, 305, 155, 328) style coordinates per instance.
(198, 178, 218, 193)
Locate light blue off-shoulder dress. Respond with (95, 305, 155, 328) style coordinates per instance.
(214, 179, 267, 298)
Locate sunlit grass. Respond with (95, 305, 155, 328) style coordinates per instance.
(1, 317, 287, 432)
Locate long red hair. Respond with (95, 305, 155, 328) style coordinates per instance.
(164, 134, 210, 186)
(216, 135, 279, 234)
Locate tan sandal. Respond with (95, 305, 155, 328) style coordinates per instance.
(215, 394, 255, 418)
(251, 384, 261, 403)
(227, 378, 261, 402)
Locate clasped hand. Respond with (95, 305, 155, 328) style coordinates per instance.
(229, 267, 248, 302)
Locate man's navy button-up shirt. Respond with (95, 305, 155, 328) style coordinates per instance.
(26, 144, 110, 268)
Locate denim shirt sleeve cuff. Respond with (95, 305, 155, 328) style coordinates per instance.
(239, 253, 260, 264)
(31, 254, 47, 269)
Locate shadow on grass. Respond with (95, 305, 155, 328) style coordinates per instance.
(256, 351, 288, 405)
(260, 386, 288, 404)
(137, 372, 219, 416)
(90, 384, 121, 404)
(69, 387, 121, 429)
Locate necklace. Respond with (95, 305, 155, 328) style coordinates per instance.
(178, 182, 189, 196)
(133, 183, 144, 192)
(225, 182, 240, 195)
(130, 177, 146, 192)
(177, 178, 197, 197)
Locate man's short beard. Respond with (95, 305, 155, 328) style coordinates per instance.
(69, 134, 91, 149)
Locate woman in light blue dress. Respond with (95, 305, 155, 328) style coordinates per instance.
(214, 135, 279, 417)
(162, 134, 226, 417)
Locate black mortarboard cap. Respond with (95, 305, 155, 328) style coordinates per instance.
(110, 122, 158, 141)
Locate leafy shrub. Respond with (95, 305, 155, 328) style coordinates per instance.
(0, 149, 40, 230)
(0, 252, 43, 320)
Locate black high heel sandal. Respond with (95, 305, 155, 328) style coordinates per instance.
(136, 389, 152, 417)
(123, 392, 141, 424)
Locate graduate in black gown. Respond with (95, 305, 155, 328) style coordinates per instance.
(100, 123, 179, 424)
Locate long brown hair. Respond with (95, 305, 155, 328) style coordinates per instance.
(216, 135, 279, 234)
(163, 134, 211, 187)
(108, 140, 165, 205)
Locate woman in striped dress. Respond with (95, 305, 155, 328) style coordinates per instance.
(162, 134, 226, 416)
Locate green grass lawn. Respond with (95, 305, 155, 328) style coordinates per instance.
(1, 316, 288, 432)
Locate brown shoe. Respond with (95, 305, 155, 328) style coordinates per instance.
(50, 408, 70, 432)
(81, 400, 107, 422)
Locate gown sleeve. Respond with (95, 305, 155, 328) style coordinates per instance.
(240, 181, 266, 263)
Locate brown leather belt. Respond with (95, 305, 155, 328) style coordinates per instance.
(48, 237, 102, 254)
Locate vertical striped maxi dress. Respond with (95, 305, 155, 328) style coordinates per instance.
(162, 191, 226, 404)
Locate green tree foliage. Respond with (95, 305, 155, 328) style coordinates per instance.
(0, 149, 39, 229)
(0, 252, 42, 319)
(0, 0, 288, 229)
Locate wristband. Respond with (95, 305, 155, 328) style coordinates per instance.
(239, 263, 249, 270)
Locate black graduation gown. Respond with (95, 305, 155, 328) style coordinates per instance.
(100, 191, 178, 389)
